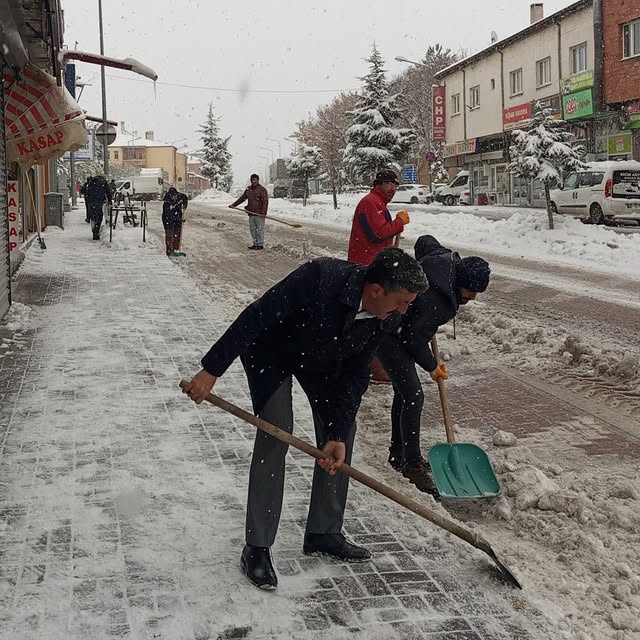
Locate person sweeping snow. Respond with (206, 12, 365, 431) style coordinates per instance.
(162, 187, 188, 257)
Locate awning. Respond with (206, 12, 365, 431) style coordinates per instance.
(62, 50, 158, 82)
(622, 118, 640, 130)
(3, 63, 88, 167)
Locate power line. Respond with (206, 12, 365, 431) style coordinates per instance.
(105, 73, 358, 94)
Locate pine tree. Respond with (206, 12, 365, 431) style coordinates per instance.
(344, 44, 415, 184)
(508, 101, 587, 229)
(286, 143, 321, 206)
(199, 103, 233, 192)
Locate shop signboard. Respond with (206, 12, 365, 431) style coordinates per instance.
(608, 133, 632, 158)
(8, 181, 19, 257)
(63, 128, 94, 161)
(562, 89, 594, 120)
(503, 103, 532, 130)
(401, 164, 418, 183)
(432, 86, 446, 142)
(562, 69, 594, 94)
(443, 138, 477, 159)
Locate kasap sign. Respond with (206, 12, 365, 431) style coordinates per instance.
(562, 89, 594, 120)
(8, 181, 19, 257)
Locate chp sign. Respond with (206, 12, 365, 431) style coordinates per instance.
(432, 86, 446, 142)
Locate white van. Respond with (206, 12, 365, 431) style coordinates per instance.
(434, 170, 469, 206)
(550, 161, 640, 224)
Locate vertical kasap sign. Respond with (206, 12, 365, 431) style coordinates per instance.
(8, 181, 19, 259)
(432, 86, 446, 142)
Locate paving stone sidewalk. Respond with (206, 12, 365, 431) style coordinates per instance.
(0, 215, 566, 640)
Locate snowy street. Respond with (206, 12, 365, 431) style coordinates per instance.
(0, 200, 638, 640)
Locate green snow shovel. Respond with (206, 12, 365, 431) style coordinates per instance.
(427, 335, 501, 499)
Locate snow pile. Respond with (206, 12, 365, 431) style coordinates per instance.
(3, 302, 34, 332)
(193, 188, 231, 202)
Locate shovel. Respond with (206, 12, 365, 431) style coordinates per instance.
(427, 335, 501, 499)
(230, 206, 303, 228)
(179, 379, 521, 588)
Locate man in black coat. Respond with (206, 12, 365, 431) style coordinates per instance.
(85, 175, 112, 240)
(377, 235, 491, 494)
(162, 187, 189, 256)
(183, 247, 427, 589)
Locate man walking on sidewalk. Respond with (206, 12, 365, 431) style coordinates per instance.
(378, 235, 491, 493)
(183, 247, 427, 590)
(347, 169, 411, 382)
(229, 174, 269, 250)
(85, 175, 112, 240)
(162, 187, 188, 256)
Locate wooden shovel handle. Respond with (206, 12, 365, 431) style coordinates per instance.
(431, 335, 456, 444)
(230, 206, 302, 229)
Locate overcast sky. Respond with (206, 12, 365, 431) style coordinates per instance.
(63, 0, 575, 186)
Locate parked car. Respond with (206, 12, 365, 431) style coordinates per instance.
(550, 161, 640, 224)
(434, 170, 470, 205)
(394, 184, 432, 204)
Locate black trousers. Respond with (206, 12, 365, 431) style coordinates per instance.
(245, 376, 356, 547)
(377, 345, 424, 464)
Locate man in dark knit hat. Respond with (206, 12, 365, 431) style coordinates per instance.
(376, 235, 491, 494)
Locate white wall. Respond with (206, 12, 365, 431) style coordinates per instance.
(444, 72, 465, 144)
(560, 8, 594, 80)
(464, 51, 503, 139)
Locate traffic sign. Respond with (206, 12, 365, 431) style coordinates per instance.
(426, 151, 437, 162)
(95, 123, 117, 146)
(401, 164, 418, 183)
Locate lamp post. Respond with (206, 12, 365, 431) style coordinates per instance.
(257, 155, 270, 183)
(265, 137, 282, 158)
(98, 0, 109, 176)
(259, 147, 274, 164)
(394, 56, 428, 68)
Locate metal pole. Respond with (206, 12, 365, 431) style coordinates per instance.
(70, 151, 77, 207)
(98, 0, 109, 177)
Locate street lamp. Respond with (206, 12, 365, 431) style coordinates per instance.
(284, 137, 298, 154)
(257, 155, 270, 183)
(259, 146, 274, 163)
(98, 0, 108, 176)
(394, 56, 428, 68)
(265, 137, 282, 158)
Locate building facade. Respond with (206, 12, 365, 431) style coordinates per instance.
(436, 1, 603, 206)
(603, 0, 640, 160)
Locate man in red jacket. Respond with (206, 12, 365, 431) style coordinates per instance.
(348, 169, 410, 382)
(347, 170, 410, 265)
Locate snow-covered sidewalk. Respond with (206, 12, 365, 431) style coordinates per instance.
(0, 213, 573, 640)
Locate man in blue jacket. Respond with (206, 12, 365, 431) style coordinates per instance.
(183, 247, 427, 589)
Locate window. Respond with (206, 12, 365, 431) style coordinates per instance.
(623, 19, 640, 58)
(452, 93, 461, 115)
(509, 68, 523, 96)
(114, 151, 119, 160)
(570, 43, 588, 74)
(469, 85, 480, 109)
(563, 173, 580, 189)
(536, 57, 551, 87)
(123, 147, 144, 161)
(490, 78, 496, 90)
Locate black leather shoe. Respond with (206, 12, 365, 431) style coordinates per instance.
(303, 533, 371, 562)
(240, 545, 278, 590)
(255, 245, 264, 250)
(248, 245, 257, 249)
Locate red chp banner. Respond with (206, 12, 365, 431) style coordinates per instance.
(432, 86, 446, 142)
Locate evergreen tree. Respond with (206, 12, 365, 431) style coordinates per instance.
(199, 103, 233, 191)
(286, 143, 321, 206)
(344, 44, 415, 184)
(508, 101, 587, 230)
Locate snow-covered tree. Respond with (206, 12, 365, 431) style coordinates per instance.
(286, 143, 321, 206)
(509, 101, 587, 229)
(199, 103, 233, 192)
(344, 44, 415, 184)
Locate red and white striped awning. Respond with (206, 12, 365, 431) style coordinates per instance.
(3, 63, 87, 167)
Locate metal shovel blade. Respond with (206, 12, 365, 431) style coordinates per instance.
(428, 442, 501, 499)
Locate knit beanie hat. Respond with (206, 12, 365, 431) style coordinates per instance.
(455, 256, 491, 292)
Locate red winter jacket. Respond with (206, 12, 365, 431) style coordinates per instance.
(347, 188, 405, 265)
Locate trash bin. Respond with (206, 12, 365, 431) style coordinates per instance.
(59, 186, 71, 212)
(44, 192, 64, 229)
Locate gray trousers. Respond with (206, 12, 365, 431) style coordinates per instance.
(245, 376, 356, 547)
(249, 215, 265, 247)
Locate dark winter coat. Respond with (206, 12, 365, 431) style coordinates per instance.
(347, 188, 405, 265)
(85, 176, 112, 206)
(162, 191, 188, 227)
(231, 184, 269, 216)
(378, 235, 460, 372)
(201, 257, 402, 441)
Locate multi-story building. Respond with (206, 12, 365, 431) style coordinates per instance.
(603, 0, 640, 160)
(435, 1, 600, 206)
(108, 131, 188, 189)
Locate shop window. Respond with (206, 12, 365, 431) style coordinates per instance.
(623, 19, 640, 59)
(469, 85, 480, 110)
(452, 93, 461, 115)
(570, 43, 588, 74)
(509, 68, 523, 96)
(536, 57, 551, 88)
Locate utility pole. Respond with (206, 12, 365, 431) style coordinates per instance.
(98, 0, 109, 177)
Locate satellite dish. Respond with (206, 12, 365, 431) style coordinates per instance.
(490, 30, 498, 43)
